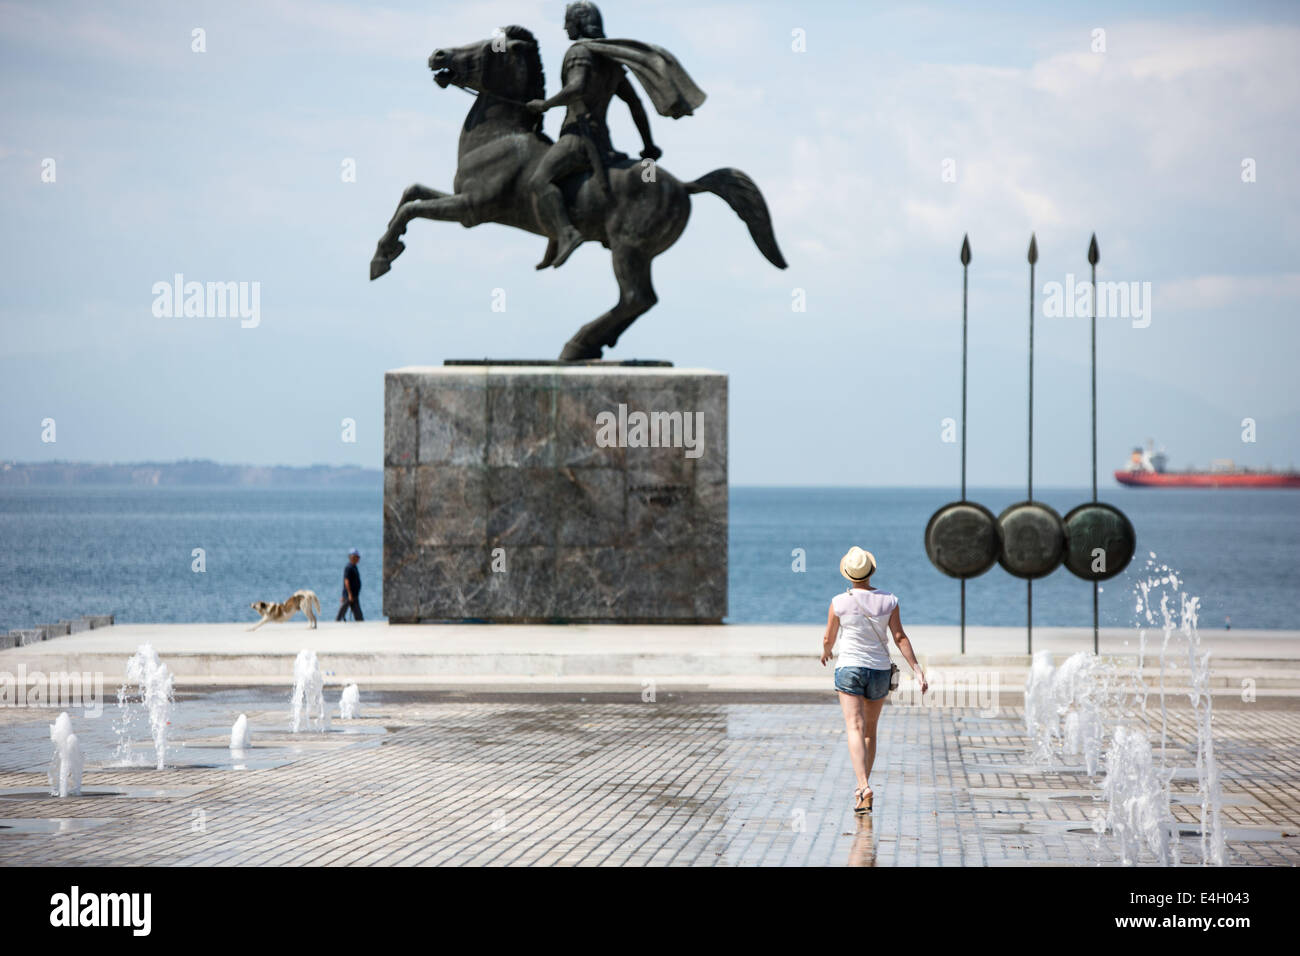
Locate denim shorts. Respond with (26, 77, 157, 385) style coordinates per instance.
(834, 666, 892, 700)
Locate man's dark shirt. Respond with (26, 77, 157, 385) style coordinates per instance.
(343, 563, 361, 597)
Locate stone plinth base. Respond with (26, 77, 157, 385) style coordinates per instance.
(383, 365, 727, 623)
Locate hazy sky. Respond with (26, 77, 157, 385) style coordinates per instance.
(2, 0, 1298, 485)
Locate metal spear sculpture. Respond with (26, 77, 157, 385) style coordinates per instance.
(1061, 234, 1137, 652)
(992, 234, 1065, 656)
(926, 232, 1134, 656)
(924, 235, 999, 654)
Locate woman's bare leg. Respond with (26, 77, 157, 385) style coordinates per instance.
(839, 692, 870, 791)
(861, 697, 886, 793)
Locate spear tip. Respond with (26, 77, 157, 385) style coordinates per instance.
(1027, 233, 1038, 264)
(1088, 233, 1100, 265)
(960, 234, 971, 265)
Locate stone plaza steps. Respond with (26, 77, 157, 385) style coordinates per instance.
(2, 621, 1298, 693)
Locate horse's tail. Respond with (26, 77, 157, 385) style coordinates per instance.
(685, 168, 787, 269)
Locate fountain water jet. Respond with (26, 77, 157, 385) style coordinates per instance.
(1132, 556, 1225, 865)
(48, 712, 84, 798)
(115, 644, 174, 769)
(1024, 650, 1059, 765)
(1096, 723, 1177, 865)
(230, 714, 251, 750)
(1022, 554, 1224, 865)
(1025, 651, 1124, 775)
(1178, 591, 1225, 866)
(339, 683, 360, 719)
(290, 650, 329, 733)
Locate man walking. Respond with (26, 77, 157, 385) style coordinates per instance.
(337, 548, 364, 621)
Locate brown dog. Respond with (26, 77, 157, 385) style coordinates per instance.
(248, 590, 320, 630)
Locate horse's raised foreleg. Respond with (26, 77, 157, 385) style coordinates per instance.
(388, 184, 449, 229)
(370, 193, 471, 281)
(558, 247, 657, 361)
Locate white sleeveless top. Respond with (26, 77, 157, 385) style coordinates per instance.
(831, 589, 898, 670)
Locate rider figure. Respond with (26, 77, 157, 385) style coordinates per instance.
(526, 1, 662, 269)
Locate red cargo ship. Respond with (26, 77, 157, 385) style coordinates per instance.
(1115, 442, 1300, 488)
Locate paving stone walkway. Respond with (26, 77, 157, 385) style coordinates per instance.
(1, 695, 1296, 866)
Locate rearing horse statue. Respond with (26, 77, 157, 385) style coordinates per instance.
(369, 26, 787, 361)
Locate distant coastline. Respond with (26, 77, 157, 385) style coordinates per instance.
(0, 460, 381, 487)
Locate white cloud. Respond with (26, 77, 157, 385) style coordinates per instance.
(3, 2, 1299, 480)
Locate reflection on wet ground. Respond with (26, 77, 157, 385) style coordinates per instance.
(1, 690, 1297, 866)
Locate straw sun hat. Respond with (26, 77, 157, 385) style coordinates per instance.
(839, 546, 877, 582)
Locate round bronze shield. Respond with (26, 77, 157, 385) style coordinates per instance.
(996, 501, 1065, 579)
(1062, 501, 1136, 581)
(924, 500, 1000, 579)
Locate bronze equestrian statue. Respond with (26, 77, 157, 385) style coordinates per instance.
(370, 3, 786, 361)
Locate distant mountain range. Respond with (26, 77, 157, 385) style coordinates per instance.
(0, 459, 381, 486)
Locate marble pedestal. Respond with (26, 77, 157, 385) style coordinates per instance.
(383, 365, 727, 623)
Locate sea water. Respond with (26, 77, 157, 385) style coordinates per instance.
(1, 485, 1296, 628)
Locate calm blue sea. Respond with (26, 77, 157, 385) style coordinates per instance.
(0, 486, 1296, 630)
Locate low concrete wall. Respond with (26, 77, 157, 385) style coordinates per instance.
(6, 614, 113, 649)
(2, 622, 1296, 692)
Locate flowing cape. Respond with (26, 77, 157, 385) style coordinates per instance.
(575, 38, 706, 118)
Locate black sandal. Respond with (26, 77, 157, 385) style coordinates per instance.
(854, 786, 873, 814)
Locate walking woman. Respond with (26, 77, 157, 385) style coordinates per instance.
(820, 546, 928, 814)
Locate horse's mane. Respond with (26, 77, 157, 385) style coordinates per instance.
(502, 25, 545, 102)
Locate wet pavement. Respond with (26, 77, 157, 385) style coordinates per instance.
(1, 689, 1297, 866)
